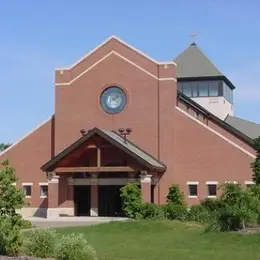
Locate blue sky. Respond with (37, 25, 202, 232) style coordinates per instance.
(0, 0, 260, 143)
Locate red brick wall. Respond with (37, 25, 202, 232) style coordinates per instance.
(0, 116, 53, 208)
(173, 109, 254, 205)
(55, 52, 160, 157)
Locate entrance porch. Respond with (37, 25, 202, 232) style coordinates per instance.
(41, 128, 166, 219)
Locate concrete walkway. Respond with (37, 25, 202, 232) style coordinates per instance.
(24, 216, 129, 229)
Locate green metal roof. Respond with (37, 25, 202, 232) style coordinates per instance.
(175, 43, 223, 78)
(225, 115, 260, 140)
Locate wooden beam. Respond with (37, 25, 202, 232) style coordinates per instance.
(97, 147, 101, 167)
(55, 166, 136, 173)
(86, 144, 113, 149)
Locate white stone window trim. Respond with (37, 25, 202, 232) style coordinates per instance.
(225, 181, 238, 184)
(22, 183, 33, 198)
(206, 181, 219, 185)
(188, 195, 198, 199)
(245, 181, 254, 185)
(39, 182, 48, 186)
(39, 183, 48, 198)
(207, 195, 217, 199)
(186, 181, 199, 185)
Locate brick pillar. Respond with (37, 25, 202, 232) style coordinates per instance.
(47, 174, 59, 219)
(140, 172, 152, 203)
(90, 173, 99, 216)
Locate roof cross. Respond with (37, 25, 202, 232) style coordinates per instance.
(190, 32, 198, 43)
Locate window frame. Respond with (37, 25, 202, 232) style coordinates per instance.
(206, 181, 218, 198)
(39, 183, 48, 198)
(187, 182, 199, 198)
(22, 183, 33, 198)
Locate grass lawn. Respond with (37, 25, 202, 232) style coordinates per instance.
(55, 220, 260, 260)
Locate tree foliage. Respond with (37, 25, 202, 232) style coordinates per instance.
(120, 183, 143, 219)
(0, 143, 11, 152)
(0, 160, 26, 256)
(166, 184, 186, 206)
(251, 136, 260, 185)
(0, 160, 25, 216)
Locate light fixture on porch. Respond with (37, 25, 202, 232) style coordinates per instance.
(118, 128, 132, 143)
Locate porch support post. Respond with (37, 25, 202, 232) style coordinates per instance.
(153, 173, 160, 204)
(140, 171, 152, 203)
(90, 173, 99, 217)
(47, 173, 60, 219)
(97, 147, 101, 167)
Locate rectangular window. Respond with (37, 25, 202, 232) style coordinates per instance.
(223, 82, 233, 104)
(209, 82, 219, 96)
(207, 184, 217, 197)
(191, 82, 198, 97)
(23, 184, 32, 198)
(182, 83, 192, 97)
(198, 82, 209, 97)
(187, 183, 198, 197)
(40, 185, 48, 198)
(177, 82, 182, 92)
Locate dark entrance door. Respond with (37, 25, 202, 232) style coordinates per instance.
(98, 185, 125, 217)
(74, 186, 91, 216)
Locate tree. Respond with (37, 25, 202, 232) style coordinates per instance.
(120, 183, 142, 219)
(0, 160, 25, 216)
(0, 143, 11, 152)
(231, 189, 258, 231)
(0, 159, 26, 255)
(251, 136, 260, 185)
(166, 184, 186, 206)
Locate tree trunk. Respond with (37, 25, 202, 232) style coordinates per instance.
(242, 218, 246, 231)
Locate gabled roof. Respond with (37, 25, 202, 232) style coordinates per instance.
(225, 115, 260, 140)
(175, 43, 223, 78)
(41, 127, 166, 172)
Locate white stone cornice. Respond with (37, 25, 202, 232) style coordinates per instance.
(48, 175, 59, 184)
(140, 173, 152, 183)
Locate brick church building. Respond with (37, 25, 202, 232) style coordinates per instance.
(0, 36, 259, 218)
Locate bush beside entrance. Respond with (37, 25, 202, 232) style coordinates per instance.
(120, 182, 260, 232)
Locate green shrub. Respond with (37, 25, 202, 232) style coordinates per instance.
(163, 203, 188, 221)
(166, 185, 186, 206)
(25, 229, 57, 258)
(205, 208, 241, 232)
(188, 205, 211, 223)
(20, 219, 32, 229)
(55, 233, 98, 260)
(220, 183, 243, 206)
(140, 203, 164, 220)
(0, 215, 23, 256)
(120, 183, 143, 219)
(201, 198, 224, 212)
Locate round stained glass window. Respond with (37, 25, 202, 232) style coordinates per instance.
(100, 87, 126, 114)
